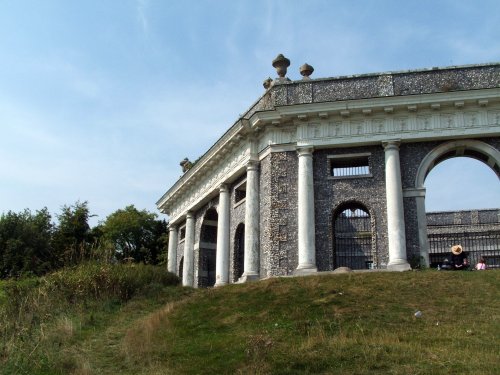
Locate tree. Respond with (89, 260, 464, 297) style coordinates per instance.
(0, 208, 54, 278)
(101, 205, 167, 264)
(52, 201, 96, 266)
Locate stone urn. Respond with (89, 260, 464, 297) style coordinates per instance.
(272, 54, 290, 78)
(300, 63, 314, 79)
(263, 77, 273, 89)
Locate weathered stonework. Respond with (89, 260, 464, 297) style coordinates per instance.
(268, 152, 299, 276)
(160, 62, 500, 287)
(313, 146, 389, 269)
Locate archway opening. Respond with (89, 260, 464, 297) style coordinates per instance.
(333, 203, 375, 270)
(199, 208, 218, 287)
(233, 223, 245, 281)
(179, 256, 184, 279)
(424, 156, 500, 268)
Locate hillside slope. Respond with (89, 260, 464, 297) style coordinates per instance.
(1, 269, 499, 374)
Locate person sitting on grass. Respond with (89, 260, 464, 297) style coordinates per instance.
(450, 244, 468, 270)
(475, 257, 487, 270)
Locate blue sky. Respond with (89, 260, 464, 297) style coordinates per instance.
(0, 0, 499, 226)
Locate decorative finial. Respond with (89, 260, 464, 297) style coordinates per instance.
(272, 54, 290, 78)
(300, 63, 314, 79)
(263, 77, 273, 89)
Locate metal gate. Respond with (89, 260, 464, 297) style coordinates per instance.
(333, 206, 375, 269)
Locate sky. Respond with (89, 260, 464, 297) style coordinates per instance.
(0, 0, 499, 226)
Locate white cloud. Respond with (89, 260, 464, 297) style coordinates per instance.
(136, 0, 150, 35)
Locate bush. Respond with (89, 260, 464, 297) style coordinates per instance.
(44, 262, 180, 302)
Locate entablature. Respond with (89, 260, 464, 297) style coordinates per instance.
(159, 87, 500, 227)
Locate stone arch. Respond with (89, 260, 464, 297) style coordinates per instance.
(414, 139, 500, 266)
(332, 201, 378, 270)
(199, 208, 218, 287)
(415, 139, 500, 189)
(233, 223, 245, 282)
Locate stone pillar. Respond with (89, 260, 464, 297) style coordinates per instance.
(215, 184, 230, 286)
(296, 146, 317, 274)
(167, 226, 178, 274)
(414, 188, 430, 267)
(240, 160, 260, 282)
(182, 211, 195, 286)
(383, 141, 411, 271)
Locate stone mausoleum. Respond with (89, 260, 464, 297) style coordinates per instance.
(157, 56, 500, 287)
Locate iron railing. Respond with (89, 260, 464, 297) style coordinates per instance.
(428, 229, 500, 269)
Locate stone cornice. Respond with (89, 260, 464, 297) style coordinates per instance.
(157, 64, 500, 224)
(156, 119, 247, 210)
(248, 88, 500, 128)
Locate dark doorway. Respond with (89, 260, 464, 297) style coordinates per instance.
(333, 204, 375, 269)
(179, 256, 184, 279)
(199, 208, 218, 287)
(234, 223, 245, 281)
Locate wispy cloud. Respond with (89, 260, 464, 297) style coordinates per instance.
(136, 0, 150, 35)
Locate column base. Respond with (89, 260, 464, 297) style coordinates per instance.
(237, 272, 260, 283)
(294, 265, 318, 276)
(387, 260, 411, 271)
(214, 281, 228, 288)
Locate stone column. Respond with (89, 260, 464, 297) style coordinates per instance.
(215, 184, 230, 286)
(296, 146, 317, 274)
(167, 226, 178, 274)
(414, 188, 430, 267)
(182, 211, 195, 286)
(383, 141, 411, 271)
(240, 160, 260, 282)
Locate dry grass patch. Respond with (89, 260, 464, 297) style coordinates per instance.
(122, 302, 176, 363)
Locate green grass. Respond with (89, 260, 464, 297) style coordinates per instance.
(0, 280, 5, 301)
(1, 269, 499, 374)
(149, 271, 499, 375)
(0, 263, 186, 375)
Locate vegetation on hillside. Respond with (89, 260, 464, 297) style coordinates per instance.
(1, 268, 498, 375)
(0, 263, 183, 374)
(0, 202, 168, 279)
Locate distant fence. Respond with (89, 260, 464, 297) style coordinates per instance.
(427, 209, 500, 269)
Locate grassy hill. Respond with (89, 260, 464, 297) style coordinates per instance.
(1, 266, 499, 375)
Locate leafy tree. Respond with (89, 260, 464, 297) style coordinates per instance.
(0, 208, 54, 278)
(101, 205, 167, 264)
(52, 201, 96, 266)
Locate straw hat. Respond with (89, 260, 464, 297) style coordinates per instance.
(451, 244, 463, 255)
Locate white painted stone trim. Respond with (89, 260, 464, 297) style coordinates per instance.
(215, 184, 230, 286)
(296, 146, 318, 274)
(182, 212, 195, 286)
(167, 226, 178, 274)
(383, 140, 411, 271)
(159, 89, 499, 229)
(240, 160, 260, 282)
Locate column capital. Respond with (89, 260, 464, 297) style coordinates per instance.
(168, 225, 178, 232)
(382, 139, 401, 150)
(186, 211, 195, 220)
(246, 159, 260, 171)
(403, 187, 427, 198)
(297, 145, 314, 156)
(219, 183, 229, 193)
